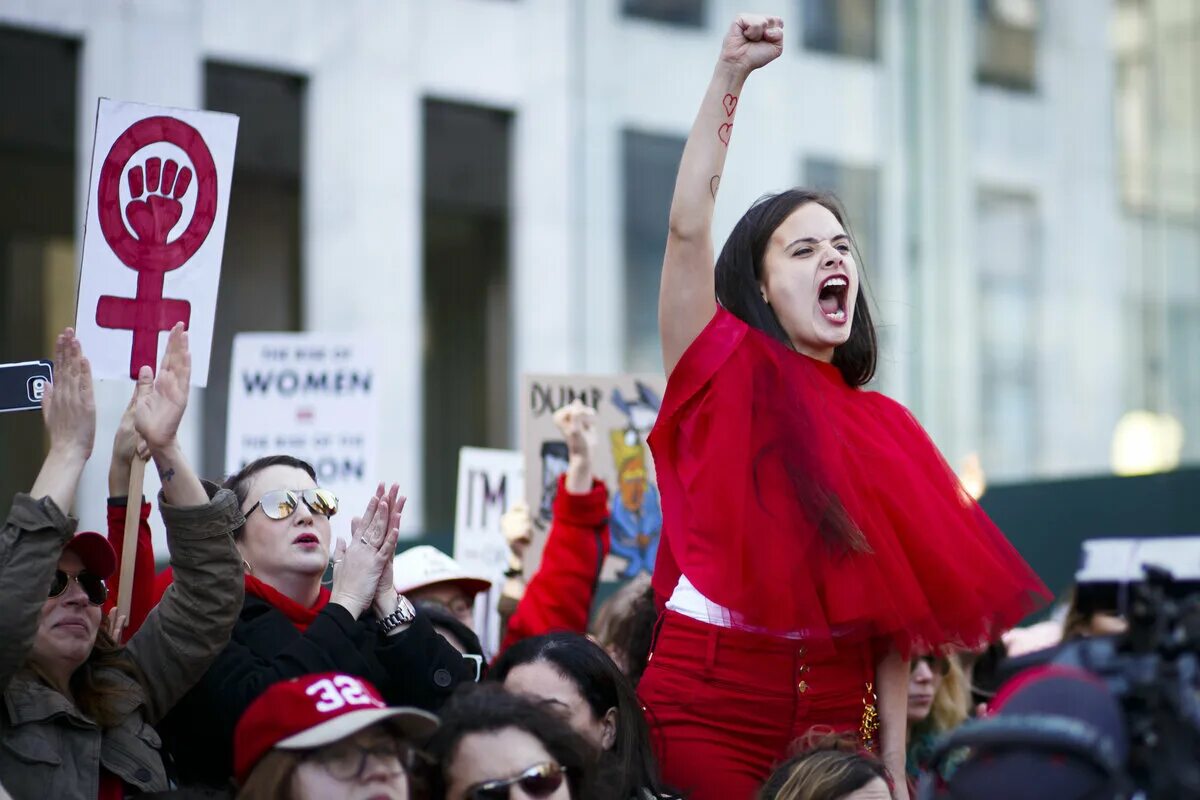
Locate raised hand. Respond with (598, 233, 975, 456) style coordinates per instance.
(554, 400, 597, 495)
(371, 484, 407, 618)
(109, 384, 151, 496)
(329, 485, 401, 619)
(133, 323, 190, 453)
(42, 329, 97, 459)
(30, 329, 96, 509)
(719, 14, 784, 75)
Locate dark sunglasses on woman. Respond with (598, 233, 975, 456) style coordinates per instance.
(466, 762, 567, 800)
(49, 569, 108, 606)
(246, 488, 339, 521)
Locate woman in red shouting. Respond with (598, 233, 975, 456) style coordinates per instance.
(638, 14, 1050, 800)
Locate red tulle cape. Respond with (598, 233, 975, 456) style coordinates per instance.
(648, 308, 1050, 656)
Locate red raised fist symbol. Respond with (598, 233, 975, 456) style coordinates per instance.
(125, 157, 194, 244)
(95, 116, 219, 378)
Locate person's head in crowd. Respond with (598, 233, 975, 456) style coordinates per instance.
(758, 734, 892, 800)
(234, 672, 437, 800)
(590, 573, 656, 685)
(912, 654, 968, 735)
(223, 454, 337, 605)
(393, 545, 492, 630)
(490, 632, 670, 798)
(924, 665, 1130, 800)
(424, 683, 597, 800)
(416, 600, 486, 680)
(28, 530, 136, 726)
(716, 188, 877, 387)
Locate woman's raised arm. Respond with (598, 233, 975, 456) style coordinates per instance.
(659, 13, 783, 376)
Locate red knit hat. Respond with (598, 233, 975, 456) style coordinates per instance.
(233, 673, 438, 784)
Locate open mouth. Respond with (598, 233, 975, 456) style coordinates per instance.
(293, 532, 320, 546)
(818, 275, 849, 324)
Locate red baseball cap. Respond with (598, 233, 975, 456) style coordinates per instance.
(233, 673, 438, 784)
(64, 531, 117, 579)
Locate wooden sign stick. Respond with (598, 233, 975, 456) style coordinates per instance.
(116, 456, 147, 625)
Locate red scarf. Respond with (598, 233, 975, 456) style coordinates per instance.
(244, 574, 331, 631)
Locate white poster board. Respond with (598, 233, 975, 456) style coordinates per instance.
(225, 334, 380, 541)
(454, 447, 524, 658)
(75, 98, 239, 386)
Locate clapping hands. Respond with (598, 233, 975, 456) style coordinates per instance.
(330, 483, 405, 620)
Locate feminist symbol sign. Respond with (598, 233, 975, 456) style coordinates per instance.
(75, 99, 238, 386)
(95, 117, 217, 377)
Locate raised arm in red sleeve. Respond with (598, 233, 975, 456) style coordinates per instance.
(102, 496, 157, 642)
(499, 475, 610, 653)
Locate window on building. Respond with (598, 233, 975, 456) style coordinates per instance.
(623, 129, 685, 373)
(422, 99, 513, 536)
(0, 27, 78, 498)
(804, 158, 887, 382)
(977, 189, 1040, 479)
(203, 63, 305, 477)
(975, 0, 1039, 91)
(801, 0, 878, 60)
(621, 0, 706, 27)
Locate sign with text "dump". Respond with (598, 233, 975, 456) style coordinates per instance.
(225, 333, 380, 540)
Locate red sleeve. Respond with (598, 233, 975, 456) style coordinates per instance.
(102, 497, 157, 643)
(499, 475, 610, 653)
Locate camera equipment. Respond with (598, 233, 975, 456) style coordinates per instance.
(920, 536, 1200, 800)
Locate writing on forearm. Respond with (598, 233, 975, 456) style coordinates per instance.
(722, 93, 738, 116)
(160, 467, 175, 483)
(710, 175, 721, 199)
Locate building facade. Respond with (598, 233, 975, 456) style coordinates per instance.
(0, 0, 1195, 538)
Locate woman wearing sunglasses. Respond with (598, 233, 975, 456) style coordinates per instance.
(234, 672, 437, 800)
(160, 456, 471, 790)
(0, 326, 245, 799)
(491, 633, 673, 798)
(425, 684, 599, 800)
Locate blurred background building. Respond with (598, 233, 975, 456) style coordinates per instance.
(0, 0, 1196, 540)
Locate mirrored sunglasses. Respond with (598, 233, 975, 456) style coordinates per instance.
(247, 488, 339, 521)
(49, 569, 108, 606)
(467, 762, 567, 800)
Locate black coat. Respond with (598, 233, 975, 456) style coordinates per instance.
(161, 594, 471, 789)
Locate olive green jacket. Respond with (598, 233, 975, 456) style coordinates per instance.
(0, 484, 244, 800)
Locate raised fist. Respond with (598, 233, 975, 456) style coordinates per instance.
(126, 156, 193, 244)
(720, 14, 784, 74)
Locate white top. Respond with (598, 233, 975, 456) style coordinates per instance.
(665, 574, 734, 627)
(666, 575, 806, 639)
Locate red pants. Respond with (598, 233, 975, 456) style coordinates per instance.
(638, 611, 876, 800)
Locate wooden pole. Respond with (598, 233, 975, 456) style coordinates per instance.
(116, 456, 147, 625)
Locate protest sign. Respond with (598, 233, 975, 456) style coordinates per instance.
(75, 98, 239, 386)
(225, 334, 380, 540)
(453, 447, 524, 658)
(521, 374, 666, 583)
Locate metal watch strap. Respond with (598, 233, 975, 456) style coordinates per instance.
(379, 594, 417, 633)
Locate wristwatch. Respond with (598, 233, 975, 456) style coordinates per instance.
(379, 594, 417, 634)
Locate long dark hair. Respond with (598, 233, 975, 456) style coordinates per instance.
(715, 188, 878, 387)
(490, 632, 671, 798)
(222, 455, 318, 539)
(424, 684, 599, 800)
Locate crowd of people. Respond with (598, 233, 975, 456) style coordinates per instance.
(3, 12, 1149, 800)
